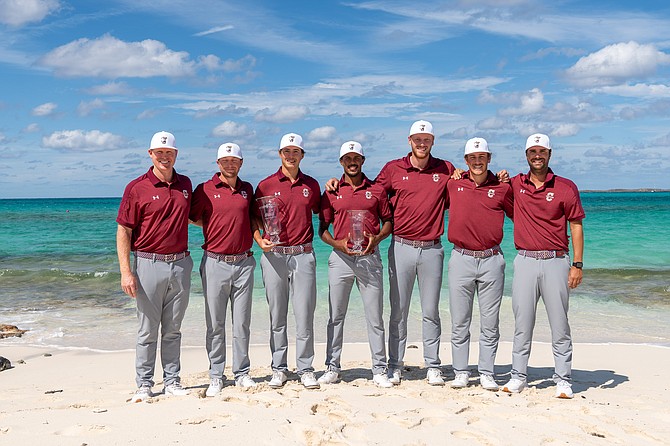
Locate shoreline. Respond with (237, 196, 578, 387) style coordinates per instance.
(1, 341, 669, 445)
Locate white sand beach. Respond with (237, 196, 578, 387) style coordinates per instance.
(1, 341, 668, 445)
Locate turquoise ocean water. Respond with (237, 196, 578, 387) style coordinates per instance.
(0, 192, 669, 351)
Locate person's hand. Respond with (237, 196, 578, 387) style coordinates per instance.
(451, 168, 465, 180)
(325, 178, 340, 192)
(496, 169, 509, 183)
(361, 231, 380, 255)
(121, 271, 138, 298)
(568, 266, 583, 289)
(257, 238, 275, 253)
(332, 235, 356, 255)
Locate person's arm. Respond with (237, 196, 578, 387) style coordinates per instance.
(116, 224, 137, 298)
(361, 219, 392, 255)
(568, 219, 584, 289)
(319, 219, 352, 254)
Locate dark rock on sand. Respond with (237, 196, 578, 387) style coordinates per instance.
(0, 356, 11, 371)
(0, 324, 28, 339)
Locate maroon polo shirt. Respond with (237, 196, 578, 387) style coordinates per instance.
(511, 169, 585, 252)
(117, 167, 192, 254)
(254, 168, 321, 246)
(447, 171, 514, 251)
(190, 174, 254, 255)
(375, 153, 455, 241)
(320, 174, 392, 250)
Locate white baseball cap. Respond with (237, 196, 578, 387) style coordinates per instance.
(339, 141, 364, 159)
(149, 131, 177, 151)
(464, 137, 490, 155)
(279, 133, 304, 151)
(409, 120, 434, 137)
(217, 142, 243, 160)
(525, 133, 552, 151)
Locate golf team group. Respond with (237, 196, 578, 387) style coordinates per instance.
(116, 119, 585, 403)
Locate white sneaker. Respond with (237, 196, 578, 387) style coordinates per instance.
(131, 385, 152, 403)
(206, 378, 224, 397)
(427, 368, 445, 386)
(554, 379, 574, 399)
(318, 370, 341, 385)
(164, 382, 190, 396)
(235, 374, 257, 388)
(501, 378, 527, 394)
(388, 368, 402, 385)
(451, 371, 470, 388)
(480, 374, 499, 391)
(300, 372, 320, 389)
(372, 373, 394, 388)
(268, 370, 288, 389)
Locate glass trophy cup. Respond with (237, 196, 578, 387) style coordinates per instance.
(347, 209, 369, 254)
(257, 196, 283, 245)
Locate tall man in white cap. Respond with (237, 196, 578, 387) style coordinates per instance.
(318, 141, 394, 388)
(117, 131, 193, 402)
(378, 120, 455, 385)
(502, 133, 584, 399)
(447, 137, 513, 391)
(253, 133, 322, 389)
(190, 143, 257, 397)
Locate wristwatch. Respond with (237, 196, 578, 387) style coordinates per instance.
(572, 262, 583, 269)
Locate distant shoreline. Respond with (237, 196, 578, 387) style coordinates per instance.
(581, 188, 670, 193)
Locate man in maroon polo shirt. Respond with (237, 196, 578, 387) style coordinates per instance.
(190, 142, 257, 397)
(447, 137, 513, 391)
(116, 131, 193, 403)
(501, 133, 585, 399)
(253, 132, 322, 389)
(376, 120, 455, 386)
(317, 141, 394, 388)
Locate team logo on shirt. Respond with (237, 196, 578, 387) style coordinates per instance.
(488, 189, 495, 198)
(520, 189, 526, 194)
(365, 191, 372, 199)
(274, 192, 281, 196)
(402, 176, 409, 180)
(546, 192, 555, 202)
(433, 174, 440, 182)
(152, 195, 160, 200)
(303, 188, 309, 197)
(241, 191, 248, 199)
(336, 194, 343, 200)
(213, 194, 221, 199)
(457, 187, 464, 192)
(183, 190, 189, 199)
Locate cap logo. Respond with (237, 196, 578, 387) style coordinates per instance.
(534, 136, 541, 143)
(161, 136, 168, 144)
(226, 145, 232, 152)
(289, 136, 295, 142)
(350, 143, 355, 149)
(474, 141, 480, 148)
(420, 125, 425, 131)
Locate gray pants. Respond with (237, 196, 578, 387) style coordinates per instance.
(388, 240, 444, 369)
(201, 254, 256, 379)
(260, 251, 317, 374)
(510, 254, 572, 382)
(448, 249, 505, 376)
(325, 250, 387, 375)
(133, 255, 193, 387)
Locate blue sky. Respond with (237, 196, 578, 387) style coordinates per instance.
(1, 0, 670, 197)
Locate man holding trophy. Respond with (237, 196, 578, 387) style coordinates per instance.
(253, 133, 322, 389)
(318, 141, 394, 388)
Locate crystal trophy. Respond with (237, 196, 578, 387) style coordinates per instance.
(257, 196, 283, 245)
(347, 210, 369, 254)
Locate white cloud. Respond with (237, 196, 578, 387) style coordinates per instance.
(565, 41, 670, 88)
(39, 34, 199, 78)
(194, 25, 234, 37)
(552, 123, 580, 137)
(211, 120, 252, 138)
(477, 116, 506, 130)
(77, 99, 105, 117)
(23, 123, 40, 133)
(307, 126, 337, 141)
(0, 0, 60, 26)
(86, 81, 134, 96)
(499, 88, 544, 116)
(42, 130, 126, 151)
(255, 105, 310, 123)
(32, 102, 57, 116)
(594, 83, 670, 98)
